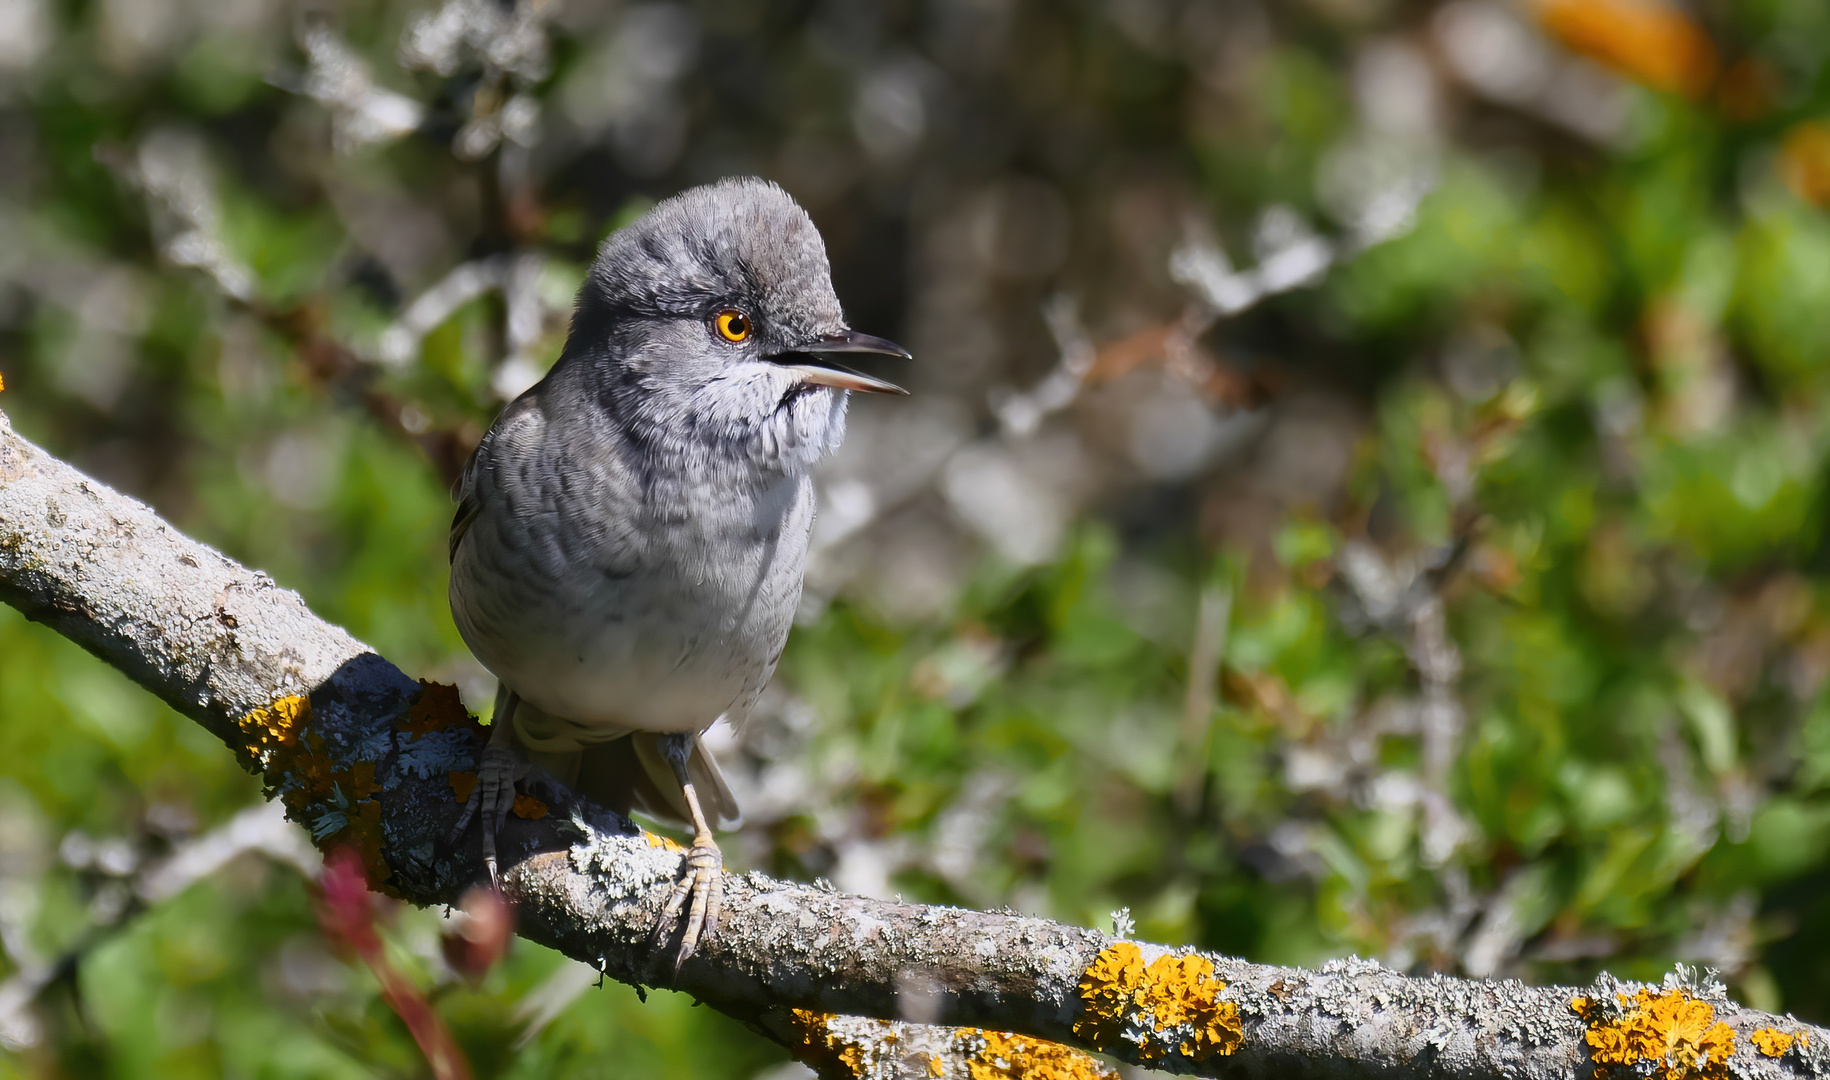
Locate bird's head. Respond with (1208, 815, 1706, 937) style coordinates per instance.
(568, 177, 908, 472)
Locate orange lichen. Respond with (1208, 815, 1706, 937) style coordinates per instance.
(280, 739, 340, 812)
(447, 772, 546, 819)
(449, 771, 477, 802)
(238, 695, 311, 762)
(787, 1009, 895, 1078)
(1073, 942, 1243, 1063)
(786, 1009, 841, 1071)
(1534, 0, 1717, 99)
(1572, 988, 1737, 1080)
(788, 1011, 1112, 1079)
(644, 831, 686, 853)
(1074, 941, 1146, 1047)
(1751, 1028, 1798, 1058)
(404, 680, 477, 735)
(345, 760, 379, 800)
(237, 695, 399, 891)
(956, 1029, 1117, 1080)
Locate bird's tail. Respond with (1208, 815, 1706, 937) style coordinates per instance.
(628, 732, 742, 831)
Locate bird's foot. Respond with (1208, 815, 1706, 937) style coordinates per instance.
(450, 740, 539, 886)
(651, 831, 723, 977)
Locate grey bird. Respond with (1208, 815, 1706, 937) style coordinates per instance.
(446, 178, 908, 970)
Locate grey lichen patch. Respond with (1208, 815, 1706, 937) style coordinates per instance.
(1226, 971, 1307, 1020)
(844, 906, 892, 945)
(0, 416, 28, 482)
(1215, 951, 1598, 1080)
(1312, 964, 1381, 1026)
(1791, 1028, 1830, 1077)
(1663, 964, 1730, 1005)
(1320, 955, 1391, 978)
(786, 1010, 943, 1080)
(394, 727, 474, 779)
(566, 813, 683, 926)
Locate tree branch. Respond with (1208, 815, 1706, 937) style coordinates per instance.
(3, 405, 1826, 1080)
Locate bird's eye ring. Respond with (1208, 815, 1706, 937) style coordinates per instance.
(714, 309, 752, 343)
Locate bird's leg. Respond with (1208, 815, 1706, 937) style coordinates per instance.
(650, 733, 723, 975)
(449, 691, 523, 886)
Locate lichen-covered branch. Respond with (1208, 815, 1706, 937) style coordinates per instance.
(3, 405, 1827, 1080)
(763, 1010, 1118, 1079)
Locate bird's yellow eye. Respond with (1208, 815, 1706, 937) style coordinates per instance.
(714, 310, 752, 343)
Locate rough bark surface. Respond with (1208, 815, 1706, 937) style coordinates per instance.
(4, 406, 1827, 1080)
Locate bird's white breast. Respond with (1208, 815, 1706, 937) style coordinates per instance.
(450, 461, 814, 746)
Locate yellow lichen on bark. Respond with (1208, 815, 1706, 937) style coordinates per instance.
(404, 680, 475, 734)
(1751, 1028, 1802, 1057)
(787, 1009, 905, 1079)
(787, 1008, 848, 1073)
(238, 693, 395, 889)
(1072, 942, 1243, 1062)
(238, 694, 311, 763)
(1074, 941, 1145, 1048)
(1572, 988, 1737, 1080)
(785, 1011, 1116, 1079)
(644, 831, 685, 853)
(953, 1029, 1116, 1080)
(449, 771, 477, 802)
(446, 772, 547, 821)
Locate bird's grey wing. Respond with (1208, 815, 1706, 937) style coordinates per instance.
(449, 446, 483, 563)
(449, 392, 573, 566)
(449, 394, 532, 563)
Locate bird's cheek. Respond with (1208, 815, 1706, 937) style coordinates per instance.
(691, 372, 767, 422)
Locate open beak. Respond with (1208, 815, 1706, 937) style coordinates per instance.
(773, 330, 912, 395)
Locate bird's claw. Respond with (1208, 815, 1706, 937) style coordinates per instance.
(650, 836, 723, 977)
(450, 743, 525, 886)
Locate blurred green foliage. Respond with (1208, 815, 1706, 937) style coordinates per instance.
(7, 0, 1830, 1076)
